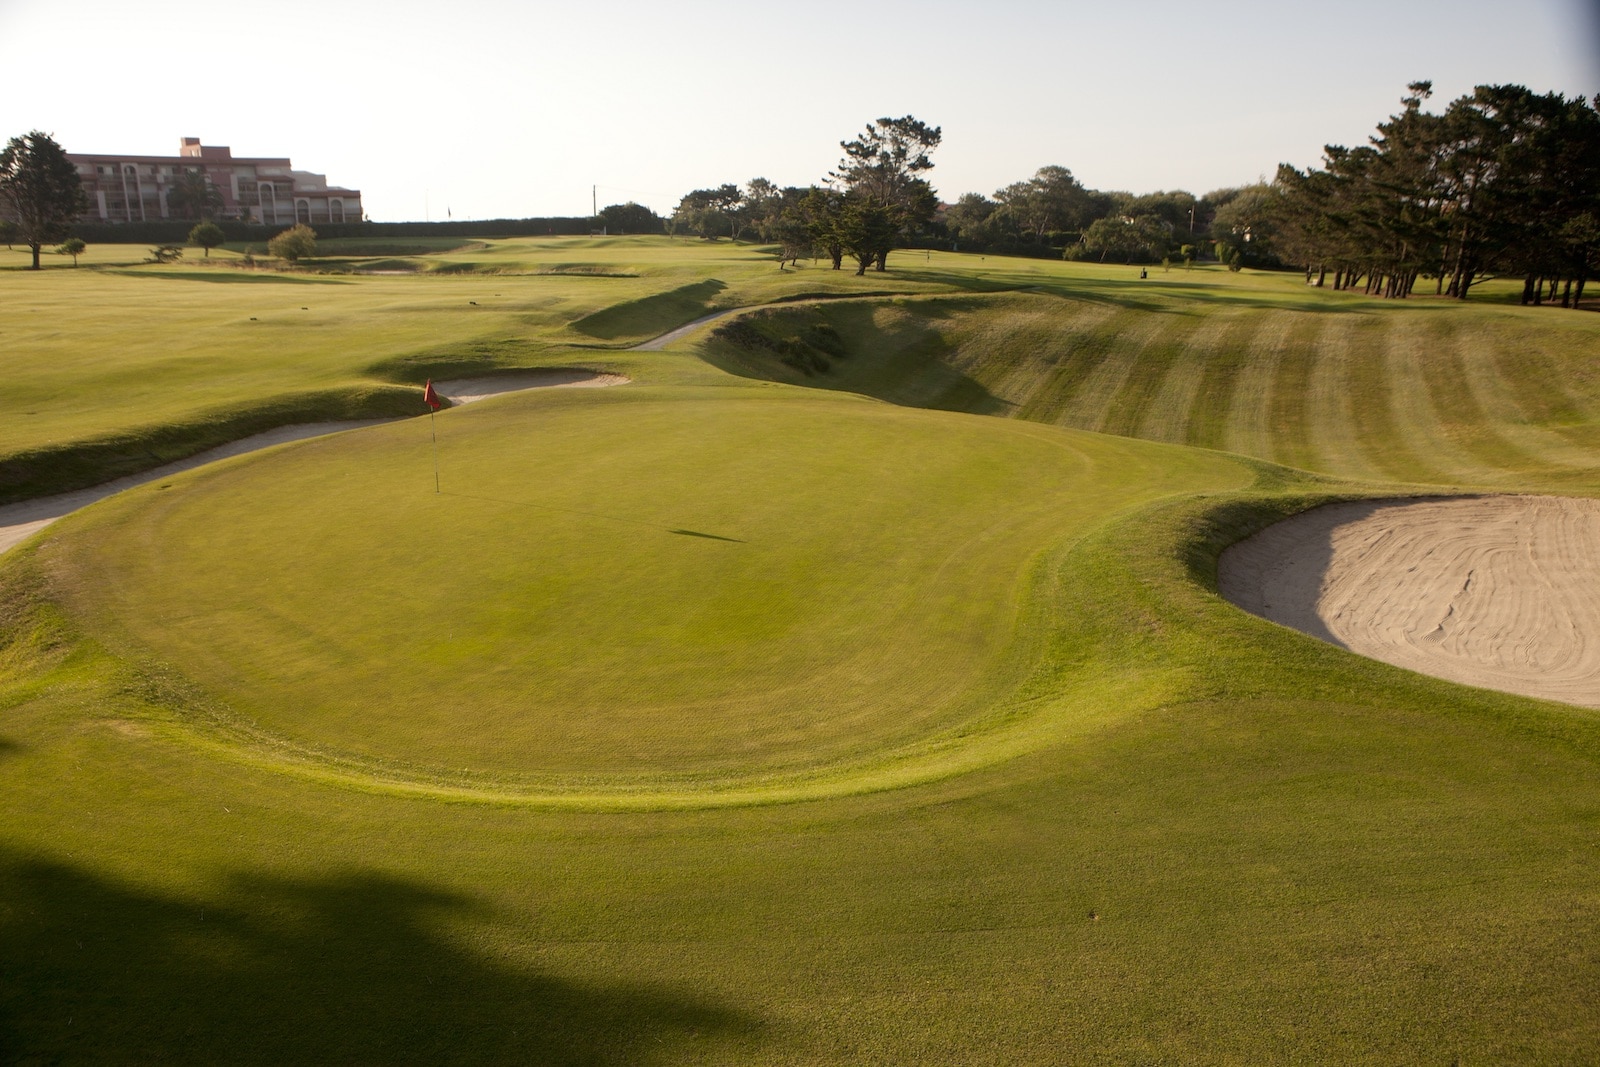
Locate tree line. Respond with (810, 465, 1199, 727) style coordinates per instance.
(1261, 82, 1600, 305)
(14, 86, 1595, 304)
(646, 116, 943, 275)
(642, 118, 1300, 273)
(632, 83, 1598, 308)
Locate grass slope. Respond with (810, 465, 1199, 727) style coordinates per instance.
(0, 237, 980, 504)
(704, 267, 1600, 492)
(1, 243, 1599, 1062)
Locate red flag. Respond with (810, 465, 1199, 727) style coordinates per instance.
(423, 379, 441, 411)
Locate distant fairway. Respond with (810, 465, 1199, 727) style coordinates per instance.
(3, 238, 1599, 1063)
(0, 236, 973, 503)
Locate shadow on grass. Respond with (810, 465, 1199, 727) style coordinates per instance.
(1026, 274, 1401, 316)
(697, 299, 1016, 419)
(102, 269, 352, 285)
(668, 529, 747, 543)
(570, 280, 727, 341)
(0, 849, 764, 1064)
(440, 491, 746, 543)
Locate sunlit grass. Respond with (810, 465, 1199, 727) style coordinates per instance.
(1, 240, 1598, 1062)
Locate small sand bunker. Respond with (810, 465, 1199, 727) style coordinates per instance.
(1218, 496, 1600, 709)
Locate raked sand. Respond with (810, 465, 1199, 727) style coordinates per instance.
(1219, 495, 1600, 709)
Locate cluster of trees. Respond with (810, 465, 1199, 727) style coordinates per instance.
(663, 121, 1280, 270)
(945, 174, 1217, 262)
(665, 116, 944, 274)
(1263, 83, 1600, 305)
(596, 201, 663, 235)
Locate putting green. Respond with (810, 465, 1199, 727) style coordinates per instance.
(38, 382, 1251, 798)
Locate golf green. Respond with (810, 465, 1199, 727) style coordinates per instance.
(43, 383, 1252, 796)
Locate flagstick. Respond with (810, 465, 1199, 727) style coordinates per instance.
(430, 410, 439, 493)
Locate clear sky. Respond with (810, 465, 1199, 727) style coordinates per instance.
(2, 0, 1594, 221)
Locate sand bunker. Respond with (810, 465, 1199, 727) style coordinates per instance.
(1219, 495, 1600, 709)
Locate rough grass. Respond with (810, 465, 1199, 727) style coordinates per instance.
(2, 241, 1600, 1062)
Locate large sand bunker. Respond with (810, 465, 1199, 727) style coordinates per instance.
(1219, 495, 1600, 709)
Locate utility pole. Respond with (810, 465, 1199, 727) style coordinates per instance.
(592, 184, 597, 217)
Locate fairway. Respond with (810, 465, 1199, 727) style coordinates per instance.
(3, 237, 1600, 1063)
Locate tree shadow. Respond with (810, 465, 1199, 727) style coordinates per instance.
(0, 849, 765, 1064)
(1024, 274, 1392, 316)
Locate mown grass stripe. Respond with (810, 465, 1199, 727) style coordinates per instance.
(1067, 311, 1173, 434)
(1415, 315, 1559, 483)
(1456, 322, 1600, 473)
(1263, 314, 1324, 472)
(1302, 311, 1389, 482)
(1222, 310, 1295, 463)
(1382, 312, 1504, 484)
(1134, 314, 1224, 444)
(1008, 302, 1122, 417)
(962, 298, 1119, 419)
(1179, 314, 1259, 452)
(1101, 314, 1202, 439)
(1338, 314, 1450, 483)
(1508, 322, 1600, 455)
(1005, 305, 1129, 426)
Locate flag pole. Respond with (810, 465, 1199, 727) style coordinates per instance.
(423, 378, 443, 493)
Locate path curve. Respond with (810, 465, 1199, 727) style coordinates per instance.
(1218, 495, 1600, 709)
(629, 306, 750, 351)
(0, 369, 627, 556)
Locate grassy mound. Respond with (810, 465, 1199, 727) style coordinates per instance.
(38, 384, 1253, 797)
